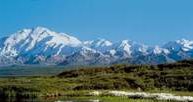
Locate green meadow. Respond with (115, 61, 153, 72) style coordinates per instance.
(0, 60, 193, 101)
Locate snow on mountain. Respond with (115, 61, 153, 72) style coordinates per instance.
(0, 27, 193, 65)
(84, 38, 112, 47)
(176, 39, 193, 51)
(163, 39, 193, 52)
(77, 46, 99, 56)
(113, 40, 132, 58)
(151, 46, 170, 55)
(83, 38, 113, 53)
(0, 27, 82, 58)
(111, 40, 149, 59)
(61, 46, 111, 65)
(84, 39, 148, 58)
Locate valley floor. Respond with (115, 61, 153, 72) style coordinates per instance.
(0, 77, 193, 102)
(0, 60, 193, 101)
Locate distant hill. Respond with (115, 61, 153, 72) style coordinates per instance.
(58, 60, 193, 91)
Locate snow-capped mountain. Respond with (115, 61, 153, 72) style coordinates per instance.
(83, 38, 113, 53)
(163, 39, 193, 52)
(0, 27, 193, 65)
(0, 27, 82, 58)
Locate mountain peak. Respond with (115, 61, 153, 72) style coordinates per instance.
(118, 40, 132, 48)
(153, 46, 170, 54)
(1, 27, 193, 65)
(121, 40, 130, 43)
(94, 38, 113, 47)
(83, 38, 112, 48)
(0, 27, 82, 57)
(164, 39, 193, 52)
(176, 38, 193, 45)
(33, 26, 50, 32)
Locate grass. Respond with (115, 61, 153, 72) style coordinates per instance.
(0, 77, 192, 101)
(0, 65, 68, 76)
(0, 60, 193, 101)
(99, 96, 173, 102)
(48, 96, 173, 102)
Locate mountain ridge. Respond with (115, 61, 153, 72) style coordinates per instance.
(0, 27, 193, 65)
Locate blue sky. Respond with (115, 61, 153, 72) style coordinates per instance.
(0, 0, 193, 45)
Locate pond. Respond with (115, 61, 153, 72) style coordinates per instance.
(0, 97, 100, 102)
(0, 96, 170, 102)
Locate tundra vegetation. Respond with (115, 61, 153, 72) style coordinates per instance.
(0, 60, 193, 101)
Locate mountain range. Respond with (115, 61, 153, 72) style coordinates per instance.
(0, 27, 193, 66)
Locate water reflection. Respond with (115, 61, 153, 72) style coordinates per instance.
(55, 99, 100, 102)
(0, 97, 100, 102)
(54, 97, 100, 102)
(0, 98, 40, 102)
